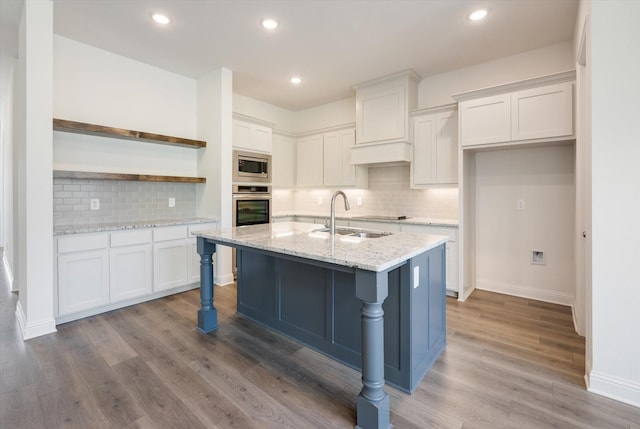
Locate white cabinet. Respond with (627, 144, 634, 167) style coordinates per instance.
(233, 119, 273, 153)
(354, 71, 419, 145)
(296, 134, 324, 187)
(411, 106, 458, 186)
(297, 129, 367, 188)
(323, 129, 367, 187)
(272, 132, 296, 188)
(153, 226, 188, 292)
(57, 234, 110, 316)
(109, 230, 153, 303)
(401, 224, 459, 295)
(458, 79, 574, 148)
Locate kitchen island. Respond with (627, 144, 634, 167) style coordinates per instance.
(194, 221, 448, 429)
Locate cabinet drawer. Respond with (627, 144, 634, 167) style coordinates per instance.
(111, 229, 152, 247)
(58, 233, 109, 253)
(153, 226, 187, 242)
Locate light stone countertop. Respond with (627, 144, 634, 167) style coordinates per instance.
(54, 217, 218, 236)
(194, 221, 448, 272)
(272, 212, 458, 228)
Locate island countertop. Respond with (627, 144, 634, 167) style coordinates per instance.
(194, 221, 448, 272)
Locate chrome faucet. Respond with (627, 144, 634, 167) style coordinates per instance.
(330, 191, 351, 235)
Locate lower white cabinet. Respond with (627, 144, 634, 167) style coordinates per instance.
(55, 221, 217, 321)
(57, 233, 110, 316)
(401, 224, 458, 295)
(110, 230, 153, 303)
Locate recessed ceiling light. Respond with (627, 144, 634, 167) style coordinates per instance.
(262, 18, 278, 30)
(152, 13, 171, 25)
(469, 9, 488, 21)
(290, 77, 302, 85)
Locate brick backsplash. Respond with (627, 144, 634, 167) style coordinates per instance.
(53, 178, 198, 227)
(274, 165, 458, 219)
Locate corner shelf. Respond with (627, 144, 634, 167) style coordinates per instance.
(53, 118, 206, 149)
(53, 170, 206, 184)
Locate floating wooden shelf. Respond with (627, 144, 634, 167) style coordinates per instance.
(53, 170, 206, 183)
(53, 118, 206, 149)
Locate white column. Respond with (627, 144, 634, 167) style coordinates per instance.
(196, 68, 234, 286)
(15, 0, 56, 339)
(590, 0, 640, 407)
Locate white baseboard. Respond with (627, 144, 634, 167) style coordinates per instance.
(458, 284, 475, 301)
(589, 370, 640, 409)
(476, 279, 574, 307)
(215, 272, 235, 286)
(15, 301, 57, 340)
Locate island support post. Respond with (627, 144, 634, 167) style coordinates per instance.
(196, 237, 218, 333)
(355, 269, 391, 429)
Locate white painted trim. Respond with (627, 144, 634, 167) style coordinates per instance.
(232, 112, 277, 128)
(16, 301, 57, 340)
(215, 272, 235, 287)
(293, 122, 356, 137)
(476, 279, 574, 306)
(589, 370, 640, 409)
(409, 103, 457, 117)
(571, 303, 585, 337)
(352, 69, 421, 90)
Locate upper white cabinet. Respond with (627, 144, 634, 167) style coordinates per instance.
(455, 72, 575, 148)
(297, 128, 368, 188)
(272, 132, 296, 188)
(411, 105, 458, 186)
(351, 71, 419, 165)
(296, 134, 325, 187)
(232, 115, 274, 154)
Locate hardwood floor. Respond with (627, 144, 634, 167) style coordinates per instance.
(2, 266, 640, 428)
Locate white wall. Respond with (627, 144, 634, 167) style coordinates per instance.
(418, 42, 575, 108)
(0, 55, 15, 279)
(474, 145, 576, 305)
(233, 93, 296, 133)
(15, 0, 56, 339)
(589, 0, 640, 407)
(52, 36, 199, 177)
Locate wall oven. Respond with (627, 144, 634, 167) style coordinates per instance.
(232, 185, 271, 227)
(232, 150, 272, 184)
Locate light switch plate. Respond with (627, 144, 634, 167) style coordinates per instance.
(168, 197, 175, 208)
(90, 199, 100, 210)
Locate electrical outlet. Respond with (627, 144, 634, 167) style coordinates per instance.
(168, 197, 176, 208)
(413, 266, 420, 288)
(357, 196, 363, 206)
(516, 199, 525, 210)
(318, 196, 323, 205)
(90, 199, 100, 211)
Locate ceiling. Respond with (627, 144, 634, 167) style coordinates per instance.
(1, 0, 578, 111)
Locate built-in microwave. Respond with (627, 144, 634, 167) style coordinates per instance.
(232, 150, 271, 183)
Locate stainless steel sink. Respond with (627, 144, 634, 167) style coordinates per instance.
(312, 227, 393, 238)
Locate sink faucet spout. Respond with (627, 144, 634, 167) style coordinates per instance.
(330, 191, 351, 235)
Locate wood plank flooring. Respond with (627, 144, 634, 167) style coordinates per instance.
(2, 266, 640, 427)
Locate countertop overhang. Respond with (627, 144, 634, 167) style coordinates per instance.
(194, 221, 448, 272)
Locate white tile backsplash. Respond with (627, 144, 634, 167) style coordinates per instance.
(273, 165, 458, 219)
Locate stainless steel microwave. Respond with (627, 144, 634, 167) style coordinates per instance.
(232, 150, 272, 183)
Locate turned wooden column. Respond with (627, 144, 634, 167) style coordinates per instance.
(355, 269, 391, 429)
(196, 237, 218, 333)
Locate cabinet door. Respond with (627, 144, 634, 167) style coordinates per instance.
(233, 120, 272, 153)
(153, 240, 188, 292)
(357, 85, 406, 144)
(272, 133, 296, 188)
(251, 124, 272, 153)
(110, 244, 152, 303)
(459, 94, 510, 147)
(511, 82, 573, 141)
(58, 249, 109, 315)
(337, 129, 357, 186)
(296, 134, 324, 187)
(436, 110, 458, 184)
(412, 114, 437, 185)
